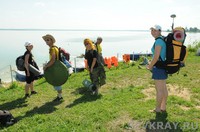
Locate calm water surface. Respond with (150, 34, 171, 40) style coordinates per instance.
(0, 30, 200, 82)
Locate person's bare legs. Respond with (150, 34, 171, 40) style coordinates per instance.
(30, 82, 34, 91)
(57, 90, 62, 98)
(161, 80, 168, 111)
(155, 80, 167, 112)
(25, 84, 30, 94)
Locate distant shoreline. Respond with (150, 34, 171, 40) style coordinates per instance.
(0, 28, 150, 32)
(1, 28, 199, 33)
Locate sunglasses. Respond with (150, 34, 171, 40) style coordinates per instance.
(84, 43, 89, 46)
(45, 39, 51, 42)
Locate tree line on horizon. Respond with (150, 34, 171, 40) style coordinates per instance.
(185, 27, 200, 32)
(167, 27, 200, 32)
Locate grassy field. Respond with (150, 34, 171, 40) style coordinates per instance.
(0, 52, 200, 132)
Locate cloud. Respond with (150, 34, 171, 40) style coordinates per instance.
(34, 2, 45, 7)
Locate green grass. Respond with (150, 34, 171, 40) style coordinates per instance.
(0, 52, 200, 131)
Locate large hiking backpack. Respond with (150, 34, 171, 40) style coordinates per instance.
(0, 110, 16, 126)
(16, 55, 25, 71)
(16, 55, 39, 73)
(155, 27, 188, 74)
(52, 46, 70, 62)
(59, 47, 70, 61)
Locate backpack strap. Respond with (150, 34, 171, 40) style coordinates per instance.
(51, 45, 60, 60)
(154, 36, 165, 62)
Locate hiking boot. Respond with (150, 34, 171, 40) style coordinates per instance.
(100, 80, 106, 86)
(95, 88, 99, 95)
(24, 94, 30, 98)
(91, 90, 95, 95)
(31, 91, 37, 95)
(53, 96, 63, 102)
(91, 88, 98, 95)
(91, 85, 97, 91)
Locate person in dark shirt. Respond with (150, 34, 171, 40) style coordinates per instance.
(23, 42, 38, 98)
(84, 38, 106, 95)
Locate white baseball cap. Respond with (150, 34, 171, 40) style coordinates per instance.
(24, 42, 33, 47)
(150, 25, 162, 31)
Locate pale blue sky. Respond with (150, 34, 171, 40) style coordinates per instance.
(0, 0, 199, 30)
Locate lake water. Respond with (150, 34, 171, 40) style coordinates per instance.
(0, 30, 200, 82)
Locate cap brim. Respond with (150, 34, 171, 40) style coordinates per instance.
(150, 27, 160, 31)
(25, 44, 33, 47)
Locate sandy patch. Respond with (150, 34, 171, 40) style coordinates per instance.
(196, 106, 200, 110)
(142, 84, 155, 100)
(0, 82, 11, 88)
(142, 84, 191, 101)
(106, 113, 145, 132)
(168, 84, 191, 101)
(105, 77, 149, 90)
(179, 105, 191, 111)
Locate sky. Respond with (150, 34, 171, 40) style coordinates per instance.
(0, 0, 200, 30)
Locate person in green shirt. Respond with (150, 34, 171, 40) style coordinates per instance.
(95, 37, 104, 65)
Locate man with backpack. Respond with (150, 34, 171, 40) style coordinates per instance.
(147, 25, 168, 113)
(95, 37, 105, 65)
(42, 34, 64, 101)
(94, 37, 106, 86)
